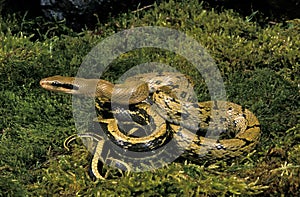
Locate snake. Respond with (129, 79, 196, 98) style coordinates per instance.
(40, 72, 261, 179)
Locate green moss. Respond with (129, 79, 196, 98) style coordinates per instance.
(0, 0, 299, 196)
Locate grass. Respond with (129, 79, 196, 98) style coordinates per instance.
(0, 0, 299, 196)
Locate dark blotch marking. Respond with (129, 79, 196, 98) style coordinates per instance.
(204, 116, 211, 124)
(155, 80, 162, 85)
(180, 91, 187, 99)
(212, 100, 218, 110)
(191, 103, 199, 108)
(171, 84, 179, 89)
(219, 117, 227, 123)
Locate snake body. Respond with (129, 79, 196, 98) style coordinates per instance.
(40, 72, 260, 179)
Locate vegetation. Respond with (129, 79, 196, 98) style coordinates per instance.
(0, 0, 299, 196)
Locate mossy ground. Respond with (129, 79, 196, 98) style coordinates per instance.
(0, 0, 299, 196)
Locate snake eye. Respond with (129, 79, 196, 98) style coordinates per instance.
(170, 97, 175, 101)
(51, 81, 60, 86)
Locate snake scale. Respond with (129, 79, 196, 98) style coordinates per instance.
(40, 72, 260, 179)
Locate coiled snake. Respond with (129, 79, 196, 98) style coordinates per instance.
(40, 72, 260, 179)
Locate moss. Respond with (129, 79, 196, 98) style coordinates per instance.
(0, 0, 299, 196)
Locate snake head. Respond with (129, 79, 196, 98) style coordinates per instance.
(39, 75, 105, 96)
(40, 76, 80, 94)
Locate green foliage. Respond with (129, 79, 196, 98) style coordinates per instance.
(0, 0, 299, 196)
